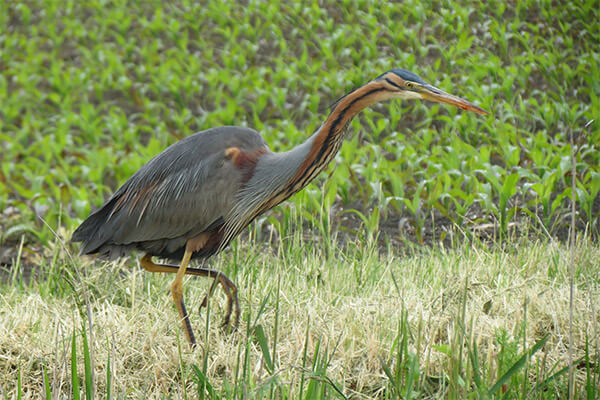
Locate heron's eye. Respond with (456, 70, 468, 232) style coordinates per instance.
(405, 81, 414, 89)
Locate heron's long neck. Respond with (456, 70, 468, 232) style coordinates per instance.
(265, 79, 392, 207)
(223, 79, 392, 244)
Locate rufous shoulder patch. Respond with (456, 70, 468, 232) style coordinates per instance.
(225, 147, 241, 161)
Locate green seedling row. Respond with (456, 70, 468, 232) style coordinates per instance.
(1, 0, 598, 246)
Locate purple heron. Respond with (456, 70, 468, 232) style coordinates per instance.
(72, 69, 487, 346)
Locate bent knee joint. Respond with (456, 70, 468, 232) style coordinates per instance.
(140, 256, 153, 270)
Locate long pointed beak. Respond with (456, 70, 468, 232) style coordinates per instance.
(419, 84, 488, 115)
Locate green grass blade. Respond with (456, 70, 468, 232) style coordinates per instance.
(299, 316, 310, 399)
(585, 334, 597, 400)
(322, 376, 348, 399)
(252, 291, 271, 328)
(192, 365, 218, 399)
(81, 325, 93, 400)
(106, 349, 111, 400)
(272, 275, 281, 372)
(42, 361, 51, 400)
(458, 321, 485, 397)
(17, 367, 22, 400)
(532, 356, 584, 394)
(380, 358, 396, 388)
(254, 324, 274, 374)
(72, 331, 80, 400)
(469, 340, 484, 395)
(488, 334, 549, 396)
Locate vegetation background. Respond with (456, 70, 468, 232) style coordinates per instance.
(1, 0, 598, 398)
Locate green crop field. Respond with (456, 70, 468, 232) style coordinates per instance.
(1, 0, 599, 398)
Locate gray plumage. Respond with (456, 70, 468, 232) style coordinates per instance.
(221, 131, 315, 245)
(72, 69, 487, 263)
(72, 126, 268, 260)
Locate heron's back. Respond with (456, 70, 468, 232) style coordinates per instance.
(72, 126, 268, 260)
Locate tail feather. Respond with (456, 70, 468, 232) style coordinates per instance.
(71, 197, 119, 255)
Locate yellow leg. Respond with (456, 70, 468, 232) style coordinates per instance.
(158, 249, 196, 346)
(140, 254, 240, 334)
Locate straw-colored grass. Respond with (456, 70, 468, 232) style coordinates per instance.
(1, 227, 597, 398)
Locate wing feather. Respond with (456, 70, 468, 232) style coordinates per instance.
(72, 126, 267, 256)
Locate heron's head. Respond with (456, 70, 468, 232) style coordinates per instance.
(376, 69, 488, 115)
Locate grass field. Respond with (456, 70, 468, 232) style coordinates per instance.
(1, 0, 599, 398)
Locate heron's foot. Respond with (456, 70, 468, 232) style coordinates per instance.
(199, 271, 240, 330)
(139, 254, 239, 340)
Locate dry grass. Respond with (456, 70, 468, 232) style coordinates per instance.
(1, 230, 598, 398)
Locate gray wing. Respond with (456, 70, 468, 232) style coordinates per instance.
(72, 126, 267, 257)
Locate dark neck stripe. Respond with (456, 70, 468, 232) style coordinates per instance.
(384, 78, 403, 90)
(267, 85, 386, 206)
(329, 86, 384, 135)
(305, 86, 386, 174)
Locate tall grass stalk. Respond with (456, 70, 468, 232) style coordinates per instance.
(568, 127, 576, 399)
